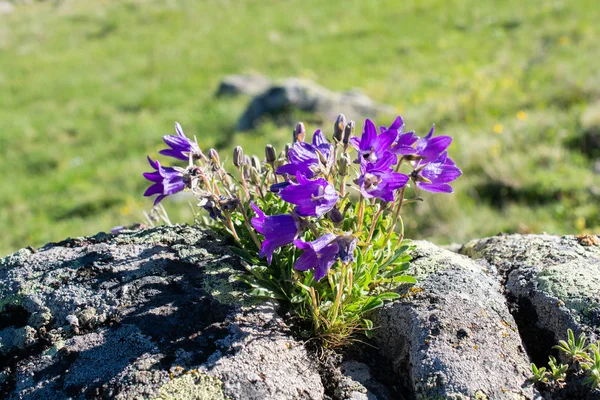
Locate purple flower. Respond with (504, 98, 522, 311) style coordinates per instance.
(279, 173, 338, 217)
(357, 155, 409, 202)
(293, 233, 339, 281)
(143, 156, 185, 205)
(413, 151, 462, 193)
(415, 125, 452, 163)
(379, 116, 418, 155)
(276, 141, 319, 177)
(251, 203, 299, 265)
(159, 122, 203, 161)
(350, 119, 397, 164)
(277, 130, 332, 178)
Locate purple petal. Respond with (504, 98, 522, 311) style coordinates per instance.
(372, 130, 398, 155)
(314, 243, 339, 281)
(349, 136, 361, 149)
(144, 183, 163, 197)
(294, 250, 318, 271)
(175, 122, 185, 138)
(417, 182, 454, 193)
(159, 149, 189, 161)
(360, 119, 377, 151)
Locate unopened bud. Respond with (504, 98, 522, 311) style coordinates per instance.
(284, 143, 292, 160)
(233, 146, 244, 167)
(242, 164, 252, 181)
(209, 148, 220, 165)
(343, 121, 355, 145)
(328, 208, 343, 225)
(244, 155, 251, 167)
(336, 234, 358, 264)
(265, 144, 277, 164)
(338, 153, 350, 176)
(280, 149, 289, 163)
(316, 149, 328, 166)
(249, 166, 261, 184)
(333, 114, 346, 142)
(251, 155, 262, 172)
(293, 122, 306, 143)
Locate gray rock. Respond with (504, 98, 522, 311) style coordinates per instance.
(373, 241, 538, 399)
(461, 234, 600, 355)
(236, 78, 395, 130)
(216, 74, 273, 97)
(0, 225, 324, 399)
(335, 361, 395, 400)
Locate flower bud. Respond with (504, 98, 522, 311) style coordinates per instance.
(343, 121, 355, 145)
(265, 144, 277, 164)
(333, 114, 346, 142)
(209, 148, 220, 165)
(280, 149, 289, 163)
(249, 166, 261, 184)
(293, 122, 306, 143)
(338, 153, 350, 176)
(233, 146, 244, 167)
(244, 155, 251, 167)
(336, 234, 358, 264)
(242, 164, 252, 181)
(328, 208, 343, 225)
(251, 155, 262, 172)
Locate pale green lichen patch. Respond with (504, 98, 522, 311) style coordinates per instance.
(155, 372, 229, 400)
(202, 262, 249, 306)
(409, 241, 487, 282)
(536, 260, 600, 315)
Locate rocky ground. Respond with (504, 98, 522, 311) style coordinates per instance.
(1, 225, 599, 399)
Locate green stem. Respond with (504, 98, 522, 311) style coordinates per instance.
(366, 207, 384, 244)
(238, 203, 262, 250)
(384, 186, 406, 244)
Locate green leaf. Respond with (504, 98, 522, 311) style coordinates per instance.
(392, 275, 417, 284)
(377, 292, 400, 301)
(290, 294, 306, 304)
(229, 246, 259, 263)
(361, 297, 384, 313)
(379, 246, 410, 269)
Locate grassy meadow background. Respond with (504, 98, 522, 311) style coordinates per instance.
(1, 0, 599, 256)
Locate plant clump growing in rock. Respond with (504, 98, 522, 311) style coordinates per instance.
(142, 114, 461, 347)
(530, 329, 600, 394)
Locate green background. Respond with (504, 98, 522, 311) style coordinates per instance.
(1, 0, 599, 256)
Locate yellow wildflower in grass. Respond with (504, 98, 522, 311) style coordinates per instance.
(516, 111, 527, 121)
(574, 216, 586, 231)
(493, 124, 504, 134)
(559, 36, 570, 46)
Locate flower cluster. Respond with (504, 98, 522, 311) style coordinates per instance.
(143, 114, 461, 346)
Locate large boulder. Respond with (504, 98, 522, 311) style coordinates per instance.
(0, 225, 324, 399)
(461, 234, 600, 364)
(236, 78, 395, 130)
(373, 241, 538, 399)
(215, 74, 273, 97)
(3, 227, 598, 399)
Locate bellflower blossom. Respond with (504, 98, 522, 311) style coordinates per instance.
(412, 151, 462, 193)
(357, 154, 409, 202)
(293, 233, 340, 281)
(350, 118, 397, 164)
(143, 156, 185, 205)
(160, 122, 203, 161)
(277, 130, 332, 178)
(279, 173, 338, 217)
(251, 203, 299, 264)
(415, 125, 452, 163)
(380, 116, 419, 155)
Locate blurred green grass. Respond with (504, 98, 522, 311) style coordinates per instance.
(0, 0, 599, 256)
